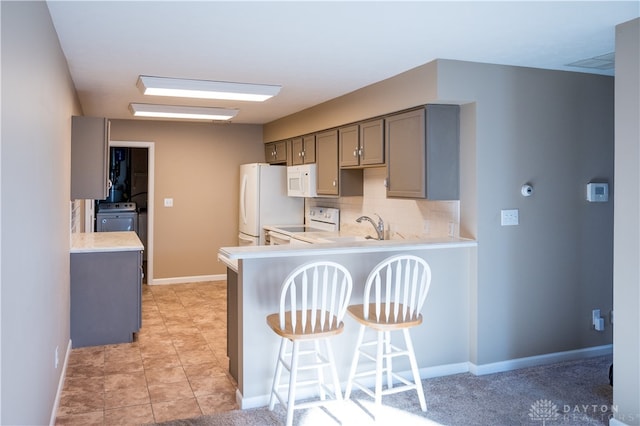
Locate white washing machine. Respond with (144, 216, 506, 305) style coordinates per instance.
(96, 202, 138, 233)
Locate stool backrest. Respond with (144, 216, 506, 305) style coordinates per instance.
(363, 254, 432, 323)
(279, 261, 353, 334)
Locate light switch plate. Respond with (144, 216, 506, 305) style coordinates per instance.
(501, 209, 519, 226)
(164, 198, 173, 207)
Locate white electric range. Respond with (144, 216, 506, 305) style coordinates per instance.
(264, 207, 340, 246)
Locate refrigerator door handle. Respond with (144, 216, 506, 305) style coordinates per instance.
(240, 173, 248, 225)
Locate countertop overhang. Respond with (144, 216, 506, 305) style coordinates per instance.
(71, 231, 144, 253)
(219, 236, 476, 264)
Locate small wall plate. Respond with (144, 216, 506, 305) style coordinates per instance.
(586, 183, 608, 202)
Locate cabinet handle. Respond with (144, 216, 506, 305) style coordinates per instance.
(353, 149, 358, 157)
(301, 151, 305, 157)
(358, 148, 363, 156)
(384, 178, 389, 188)
(298, 152, 302, 157)
(332, 180, 337, 187)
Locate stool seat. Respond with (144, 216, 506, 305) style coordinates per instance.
(267, 311, 344, 340)
(347, 303, 423, 330)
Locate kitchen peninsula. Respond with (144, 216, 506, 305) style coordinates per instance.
(218, 237, 477, 409)
(70, 232, 144, 348)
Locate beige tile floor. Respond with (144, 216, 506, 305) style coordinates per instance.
(55, 281, 238, 425)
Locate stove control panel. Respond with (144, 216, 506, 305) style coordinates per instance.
(98, 202, 137, 212)
(308, 207, 340, 227)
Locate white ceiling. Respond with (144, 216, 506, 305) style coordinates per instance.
(46, 1, 639, 125)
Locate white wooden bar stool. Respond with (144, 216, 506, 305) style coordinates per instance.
(344, 254, 432, 417)
(266, 261, 353, 426)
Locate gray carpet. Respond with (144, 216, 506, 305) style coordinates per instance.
(156, 355, 613, 426)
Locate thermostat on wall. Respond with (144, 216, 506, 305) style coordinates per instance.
(586, 183, 609, 202)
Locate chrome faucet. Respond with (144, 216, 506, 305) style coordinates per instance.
(356, 214, 385, 240)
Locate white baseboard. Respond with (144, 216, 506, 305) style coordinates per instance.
(236, 347, 614, 411)
(49, 339, 72, 426)
(469, 344, 613, 376)
(149, 274, 225, 285)
(237, 361, 469, 410)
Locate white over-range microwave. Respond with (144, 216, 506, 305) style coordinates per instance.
(287, 164, 317, 197)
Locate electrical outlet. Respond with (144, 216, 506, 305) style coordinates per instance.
(448, 222, 455, 237)
(501, 209, 519, 226)
(164, 198, 173, 207)
(592, 309, 604, 331)
(423, 220, 430, 234)
(55, 346, 59, 369)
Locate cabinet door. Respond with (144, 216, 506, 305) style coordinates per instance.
(339, 125, 360, 167)
(291, 137, 304, 165)
(264, 143, 274, 163)
(302, 134, 316, 164)
(274, 141, 287, 163)
(386, 108, 426, 198)
(360, 118, 385, 166)
(315, 129, 339, 195)
(71, 116, 109, 200)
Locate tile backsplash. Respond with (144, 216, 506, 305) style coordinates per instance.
(307, 167, 459, 240)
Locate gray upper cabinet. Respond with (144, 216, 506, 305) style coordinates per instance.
(359, 119, 385, 166)
(339, 119, 384, 168)
(71, 116, 109, 200)
(339, 125, 359, 167)
(315, 129, 339, 195)
(385, 105, 459, 199)
(291, 134, 316, 165)
(264, 140, 287, 164)
(317, 129, 363, 197)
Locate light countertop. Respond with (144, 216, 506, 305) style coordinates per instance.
(71, 231, 144, 253)
(219, 236, 476, 263)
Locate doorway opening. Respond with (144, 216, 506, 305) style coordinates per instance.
(108, 141, 155, 284)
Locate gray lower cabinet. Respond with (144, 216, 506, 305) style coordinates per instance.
(71, 250, 142, 348)
(226, 267, 238, 381)
(386, 105, 460, 199)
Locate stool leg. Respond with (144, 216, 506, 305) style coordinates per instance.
(286, 340, 300, 426)
(384, 330, 393, 390)
(374, 330, 384, 417)
(403, 328, 427, 411)
(314, 340, 327, 401)
(325, 339, 343, 400)
(269, 338, 287, 411)
(345, 324, 366, 399)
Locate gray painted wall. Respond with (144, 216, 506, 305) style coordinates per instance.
(438, 61, 615, 365)
(613, 17, 640, 426)
(1, 2, 80, 424)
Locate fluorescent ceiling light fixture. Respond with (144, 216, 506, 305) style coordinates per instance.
(137, 76, 281, 102)
(129, 103, 238, 121)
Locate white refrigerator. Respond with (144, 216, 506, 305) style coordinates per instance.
(238, 163, 304, 246)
